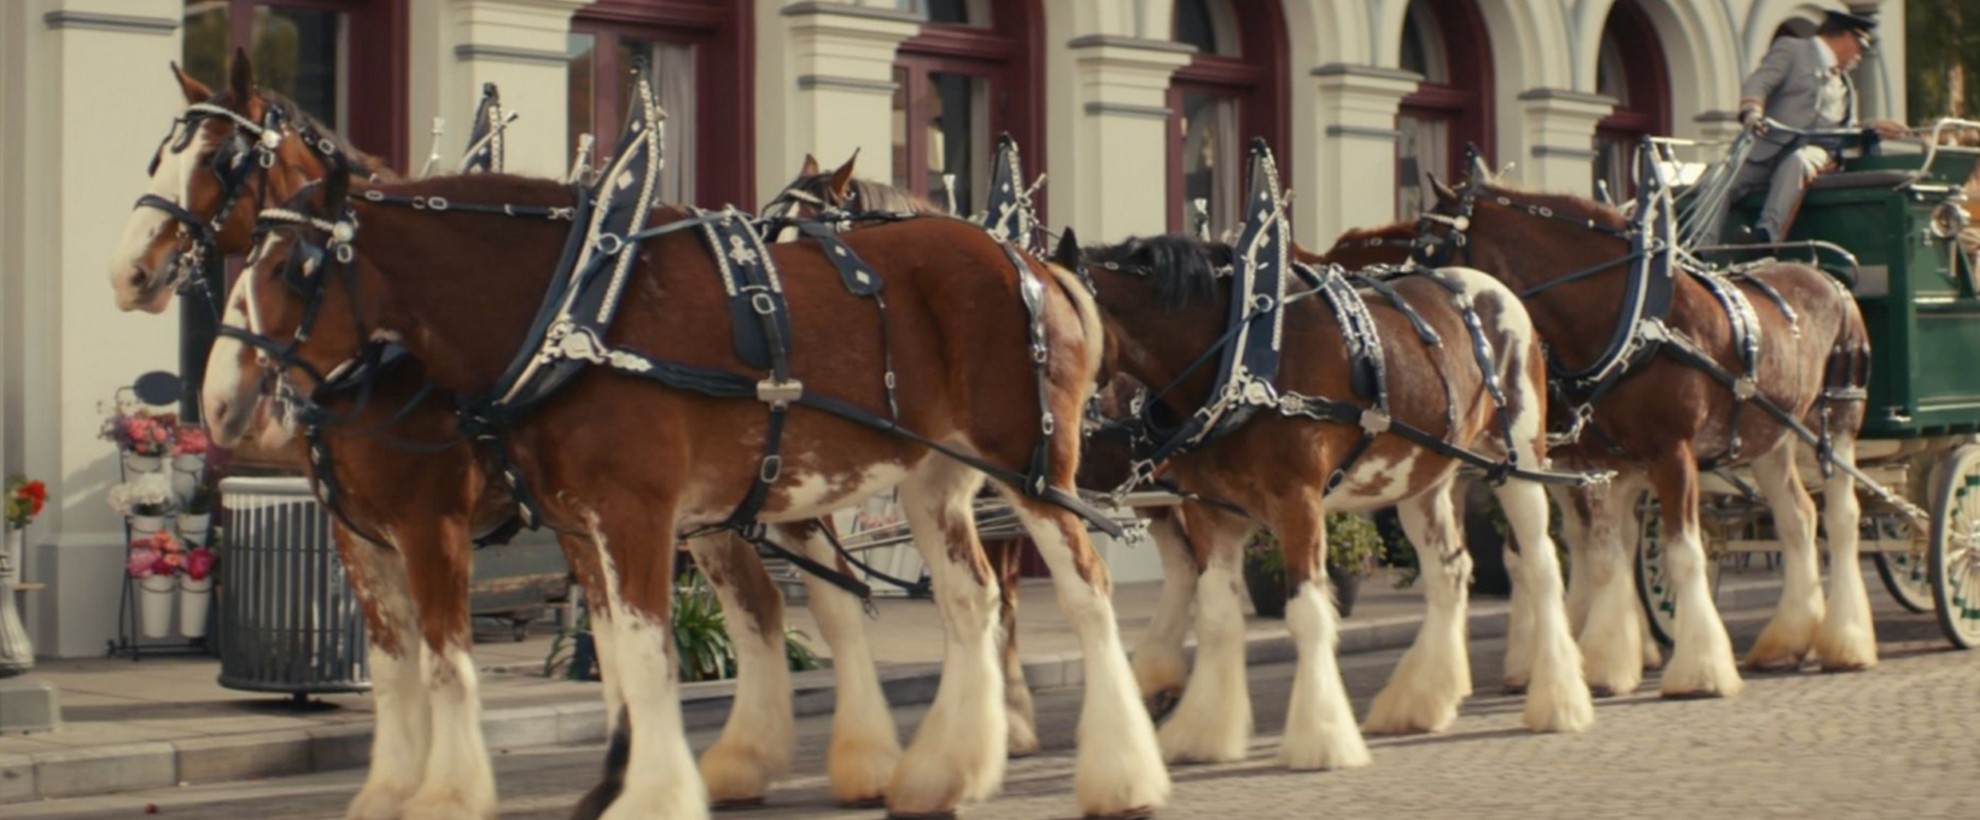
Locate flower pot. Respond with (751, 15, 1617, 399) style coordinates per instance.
(139, 575, 176, 638)
(1242, 556, 1288, 619)
(173, 454, 205, 474)
(178, 513, 211, 541)
(0, 530, 34, 676)
(130, 514, 168, 535)
(179, 576, 213, 638)
(171, 471, 199, 503)
(123, 453, 164, 474)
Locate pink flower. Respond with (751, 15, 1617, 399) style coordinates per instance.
(157, 551, 185, 574)
(174, 427, 210, 456)
(185, 547, 216, 581)
(126, 548, 160, 578)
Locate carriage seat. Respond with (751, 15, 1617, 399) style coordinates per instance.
(1806, 169, 1918, 190)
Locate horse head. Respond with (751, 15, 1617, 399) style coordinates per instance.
(203, 165, 381, 448)
(111, 50, 378, 314)
(1072, 231, 1236, 413)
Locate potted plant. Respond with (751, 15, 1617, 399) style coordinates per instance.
(180, 543, 217, 638)
(109, 472, 176, 534)
(101, 407, 177, 473)
(1243, 512, 1387, 619)
(171, 425, 209, 502)
(3, 475, 48, 675)
(179, 483, 215, 542)
(128, 530, 185, 638)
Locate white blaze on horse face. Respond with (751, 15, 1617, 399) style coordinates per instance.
(111, 119, 212, 312)
(201, 247, 268, 447)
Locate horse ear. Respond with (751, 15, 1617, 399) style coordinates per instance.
(798, 153, 820, 177)
(1051, 228, 1081, 268)
(1426, 173, 1458, 206)
(171, 62, 213, 104)
(227, 47, 257, 112)
(828, 149, 861, 199)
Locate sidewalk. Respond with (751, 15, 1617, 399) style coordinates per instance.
(0, 572, 1787, 804)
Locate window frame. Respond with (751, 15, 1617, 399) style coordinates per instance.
(1165, 0, 1289, 234)
(1593, 0, 1671, 199)
(1396, 0, 1494, 194)
(570, 0, 753, 210)
(891, 0, 1044, 216)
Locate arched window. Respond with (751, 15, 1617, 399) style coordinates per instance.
(1167, 0, 1288, 235)
(1396, 0, 1492, 219)
(1593, 0, 1670, 200)
(890, 0, 1042, 213)
(568, 0, 751, 209)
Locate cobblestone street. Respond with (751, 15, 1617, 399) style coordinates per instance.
(13, 596, 1979, 819)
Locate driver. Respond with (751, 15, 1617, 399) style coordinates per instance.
(1730, 10, 1908, 243)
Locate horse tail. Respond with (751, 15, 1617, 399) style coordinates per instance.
(1046, 261, 1105, 387)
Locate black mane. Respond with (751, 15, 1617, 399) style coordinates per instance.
(1085, 234, 1233, 310)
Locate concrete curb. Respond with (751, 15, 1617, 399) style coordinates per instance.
(1, 579, 1784, 804)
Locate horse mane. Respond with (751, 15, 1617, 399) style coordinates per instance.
(1332, 220, 1415, 245)
(1088, 235, 1232, 310)
(786, 172, 942, 214)
(358, 172, 576, 206)
(1476, 181, 1630, 233)
(213, 88, 397, 181)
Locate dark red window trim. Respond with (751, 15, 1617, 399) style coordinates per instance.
(210, 0, 409, 172)
(1595, 0, 1672, 144)
(1166, 0, 1290, 233)
(573, 0, 754, 210)
(892, 0, 1045, 218)
(1399, 0, 1495, 176)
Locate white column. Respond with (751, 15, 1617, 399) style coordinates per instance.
(1064, 35, 1192, 241)
(763, 1, 919, 201)
(1306, 64, 1420, 243)
(408, 0, 585, 179)
(1515, 88, 1616, 198)
(6, 0, 185, 657)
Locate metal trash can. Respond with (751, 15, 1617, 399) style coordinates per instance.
(217, 477, 370, 697)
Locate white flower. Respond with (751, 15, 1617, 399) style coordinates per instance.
(108, 472, 176, 515)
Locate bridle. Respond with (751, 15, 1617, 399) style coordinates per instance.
(134, 98, 358, 303)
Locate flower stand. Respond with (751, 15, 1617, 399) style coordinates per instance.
(0, 529, 37, 676)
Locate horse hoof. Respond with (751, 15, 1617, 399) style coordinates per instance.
(1087, 807, 1156, 820)
(1502, 683, 1527, 696)
(1818, 661, 1871, 674)
(1659, 688, 1727, 701)
(1588, 684, 1616, 699)
(839, 796, 888, 810)
(887, 810, 959, 820)
(1741, 659, 1804, 675)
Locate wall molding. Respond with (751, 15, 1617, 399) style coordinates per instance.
(796, 74, 897, 94)
(1325, 124, 1400, 141)
(453, 44, 569, 65)
(1084, 101, 1171, 120)
(43, 11, 178, 34)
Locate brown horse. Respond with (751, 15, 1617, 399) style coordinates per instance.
(1419, 173, 1875, 701)
(762, 153, 1211, 724)
(116, 57, 904, 815)
(1067, 200, 1593, 768)
(211, 171, 1169, 817)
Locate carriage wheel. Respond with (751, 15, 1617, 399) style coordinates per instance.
(1870, 514, 1934, 613)
(1633, 495, 1726, 648)
(1928, 445, 1980, 648)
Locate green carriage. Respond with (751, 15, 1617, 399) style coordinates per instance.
(1633, 125, 1980, 648)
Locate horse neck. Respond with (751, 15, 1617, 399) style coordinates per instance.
(1468, 212, 1643, 367)
(1091, 270, 1232, 416)
(349, 196, 569, 396)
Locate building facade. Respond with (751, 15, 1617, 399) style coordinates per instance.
(0, 0, 1908, 657)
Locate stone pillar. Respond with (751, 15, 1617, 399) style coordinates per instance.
(1064, 35, 1192, 240)
(409, 0, 585, 179)
(1515, 88, 1617, 198)
(769, 2, 919, 196)
(3, 0, 185, 657)
(1306, 64, 1421, 243)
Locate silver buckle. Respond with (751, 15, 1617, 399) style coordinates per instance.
(756, 378, 803, 406)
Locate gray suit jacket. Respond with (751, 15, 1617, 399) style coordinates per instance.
(1740, 36, 1856, 164)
